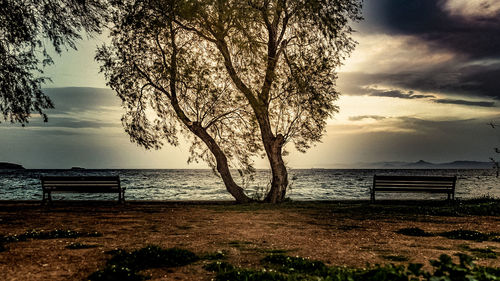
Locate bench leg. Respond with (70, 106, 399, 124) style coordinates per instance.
(370, 189, 375, 202)
(118, 190, 125, 204)
(42, 191, 52, 206)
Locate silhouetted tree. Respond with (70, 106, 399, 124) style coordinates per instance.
(489, 122, 499, 177)
(0, 0, 108, 124)
(97, 0, 362, 202)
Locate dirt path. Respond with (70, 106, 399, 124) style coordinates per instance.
(1, 201, 499, 280)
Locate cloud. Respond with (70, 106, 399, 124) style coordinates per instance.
(369, 89, 435, 99)
(25, 117, 120, 129)
(338, 61, 500, 102)
(348, 115, 387, 121)
(442, 0, 500, 19)
(433, 99, 496, 107)
(42, 87, 121, 114)
(370, 0, 500, 58)
(342, 1, 500, 102)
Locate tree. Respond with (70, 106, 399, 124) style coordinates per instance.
(488, 122, 499, 178)
(97, 0, 259, 202)
(0, 0, 108, 125)
(98, 0, 362, 203)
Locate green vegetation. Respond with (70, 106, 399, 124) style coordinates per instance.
(65, 242, 99, 249)
(87, 245, 500, 281)
(202, 251, 226, 260)
(395, 227, 434, 237)
(89, 245, 198, 281)
(0, 229, 102, 243)
(228, 240, 253, 249)
(396, 227, 500, 242)
(326, 198, 500, 217)
(204, 261, 235, 273)
(382, 255, 410, 262)
(208, 198, 500, 217)
(261, 249, 295, 255)
(262, 254, 329, 275)
(440, 230, 491, 242)
(458, 244, 498, 259)
(206, 253, 500, 281)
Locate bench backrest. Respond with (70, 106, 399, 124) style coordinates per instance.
(41, 176, 121, 192)
(373, 175, 456, 192)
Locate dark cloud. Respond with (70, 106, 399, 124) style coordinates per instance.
(338, 63, 500, 101)
(384, 63, 500, 100)
(348, 115, 387, 121)
(369, 89, 435, 99)
(24, 117, 120, 129)
(371, 0, 500, 58)
(433, 99, 496, 107)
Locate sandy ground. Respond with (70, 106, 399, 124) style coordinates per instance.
(0, 201, 499, 280)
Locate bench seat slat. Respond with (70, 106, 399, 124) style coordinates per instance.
(44, 184, 120, 187)
(375, 183, 453, 188)
(374, 175, 456, 181)
(375, 181, 454, 184)
(374, 188, 454, 193)
(43, 181, 120, 184)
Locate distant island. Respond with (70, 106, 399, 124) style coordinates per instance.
(357, 160, 493, 169)
(70, 167, 86, 170)
(0, 162, 25, 169)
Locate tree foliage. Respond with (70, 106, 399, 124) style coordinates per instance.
(0, 0, 107, 124)
(98, 0, 362, 202)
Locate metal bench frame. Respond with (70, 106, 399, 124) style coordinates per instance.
(371, 175, 456, 202)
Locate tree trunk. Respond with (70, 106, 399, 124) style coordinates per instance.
(253, 108, 289, 203)
(263, 134, 288, 203)
(190, 123, 253, 203)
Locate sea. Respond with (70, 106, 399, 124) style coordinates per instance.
(0, 169, 499, 201)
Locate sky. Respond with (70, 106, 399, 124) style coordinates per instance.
(1, 0, 499, 169)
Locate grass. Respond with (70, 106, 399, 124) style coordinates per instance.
(396, 227, 500, 242)
(440, 229, 491, 242)
(89, 245, 199, 281)
(205, 253, 500, 281)
(201, 250, 226, 260)
(326, 198, 500, 217)
(458, 244, 498, 259)
(203, 261, 235, 272)
(227, 240, 253, 248)
(382, 255, 410, 262)
(0, 229, 102, 244)
(65, 242, 99, 249)
(260, 249, 295, 255)
(338, 224, 362, 231)
(395, 227, 434, 237)
(87, 243, 500, 281)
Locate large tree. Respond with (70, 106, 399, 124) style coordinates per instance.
(97, 0, 258, 202)
(0, 0, 107, 124)
(98, 0, 362, 202)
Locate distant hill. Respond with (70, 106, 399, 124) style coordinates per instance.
(359, 160, 492, 169)
(0, 162, 25, 169)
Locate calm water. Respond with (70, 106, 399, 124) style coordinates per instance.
(0, 169, 498, 201)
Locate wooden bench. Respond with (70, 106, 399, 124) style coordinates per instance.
(371, 175, 456, 202)
(41, 176, 125, 204)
